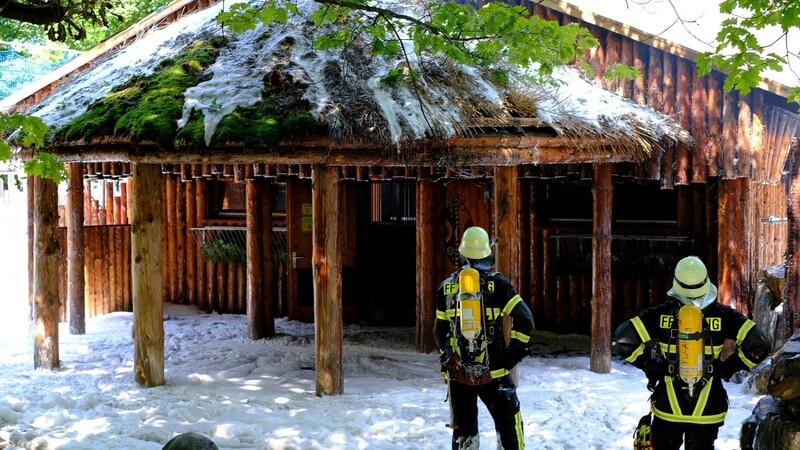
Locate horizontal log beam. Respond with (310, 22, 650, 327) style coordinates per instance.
(44, 135, 648, 166)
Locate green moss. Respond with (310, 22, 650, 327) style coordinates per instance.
(179, 83, 317, 148)
(60, 33, 318, 149)
(57, 39, 223, 148)
(174, 111, 206, 146)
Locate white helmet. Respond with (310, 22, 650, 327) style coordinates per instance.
(458, 226, 492, 260)
(667, 256, 718, 308)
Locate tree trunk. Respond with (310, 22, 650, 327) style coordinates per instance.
(33, 176, 60, 370)
(131, 164, 164, 387)
(415, 177, 436, 353)
(312, 165, 343, 396)
(590, 163, 612, 373)
(66, 163, 85, 334)
(247, 179, 265, 339)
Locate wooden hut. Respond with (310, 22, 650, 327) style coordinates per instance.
(3, 0, 798, 393)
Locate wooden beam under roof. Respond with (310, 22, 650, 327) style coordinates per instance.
(45, 134, 656, 166)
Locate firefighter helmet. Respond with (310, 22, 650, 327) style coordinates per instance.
(668, 256, 718, 308)
(458, 226, 493, 260)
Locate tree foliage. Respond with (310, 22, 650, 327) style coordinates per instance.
(695, 0, 800, 103)
(217, 0, 599, 85)
(0, 0, 171, 182)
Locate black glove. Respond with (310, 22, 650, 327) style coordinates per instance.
(439, 348, 454, 369)
(505, 343, 530, 370)
(640, 347, 672, 377)
(705, 358, 737, 382)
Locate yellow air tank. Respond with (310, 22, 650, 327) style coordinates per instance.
(458, 268, 483, 341)
(677, 304, 704, 396)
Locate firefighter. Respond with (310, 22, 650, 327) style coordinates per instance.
(614, 256, 771, 450)
(434, 226, 535, 450)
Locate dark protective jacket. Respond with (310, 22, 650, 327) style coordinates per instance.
(615, 299, 771, 426)
(434, 269, 535, 380)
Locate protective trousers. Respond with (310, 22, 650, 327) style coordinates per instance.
(651, 416, 719, 450)
(449, 375, 524, 450)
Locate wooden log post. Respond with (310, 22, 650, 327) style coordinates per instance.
(591, 163, 612, 374)
(130, 164, 164, 387)
(185, 180, 197, 305)
(786, 139, 800, 343)
(165, 175, 177, 302)
(312, 165, 343, 396)
(494, 166, 521, 287)
(246, 179, 265, 339)
(195, 179, 207, 311)
(261, 181, 275, 336)
(176, 181, 187, 303)
(494, 166, 522, 363)
(718, 178, 749, 312)
(66, 163, 86, 335)
(415, 176, 436, 353)
(33, 176, 60, 370)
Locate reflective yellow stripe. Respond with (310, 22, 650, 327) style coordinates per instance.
(514, 411, 525, 449)
(445, 308, 455, 318)
(510, 330, 530, 343)
(631, 317, 651, 342)
(737, 320, 758, 368)
(491, 368, 509, 378)
(665, 377, 681, 414)
(625, 344, 645, 363)
(652, 406, 726, 425)
(449, 337, 460, 355)
(655, 377, 726, 425)
(501, 295, 523, 316)
(736, 320, 756, 344)
(659, 343, 723, 357)
(692, 378, 713, 416)
(436, 310, 449, 321)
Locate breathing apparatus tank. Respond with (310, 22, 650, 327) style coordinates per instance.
(677, 304, 704, 396)
(458, 267, 483, 344)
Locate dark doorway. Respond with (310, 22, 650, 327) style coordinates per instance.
(353, 181, 416, 326)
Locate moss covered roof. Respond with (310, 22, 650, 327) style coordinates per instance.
(21, 0, 691, 162)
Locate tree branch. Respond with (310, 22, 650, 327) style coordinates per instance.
(0, 0, 66, 25)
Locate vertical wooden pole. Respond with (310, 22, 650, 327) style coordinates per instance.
(494, 166, 522, 361)
(131, 164, 164, 387)
(493, 166, 521, 287)
(718, 178, 749, 313)
(185, 180, 197, 305)
(165, 175, 176, 302)
(28, 176, 34, 316)
(262, 181, 275, 335)
(247, 179, 267, 338)
(415, 175, 436, 353)
(33, 176, 60, 370)
(590, 163, 612, 374)
(312, 165, 343, 396)
(66, 163, 86, 334)
(195, 179, 207, 311)
(785, 144, 800, 345)
(176, 181, 186, 303)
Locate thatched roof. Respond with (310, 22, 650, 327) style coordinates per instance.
(9, 0, 692, 164)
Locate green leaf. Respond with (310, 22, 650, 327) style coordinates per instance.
(23, 152, 68, 182)
(603, 63, 641, 82)
(0, 140, 10, 161)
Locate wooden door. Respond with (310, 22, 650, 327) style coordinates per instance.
(287, 177, 313, 321)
